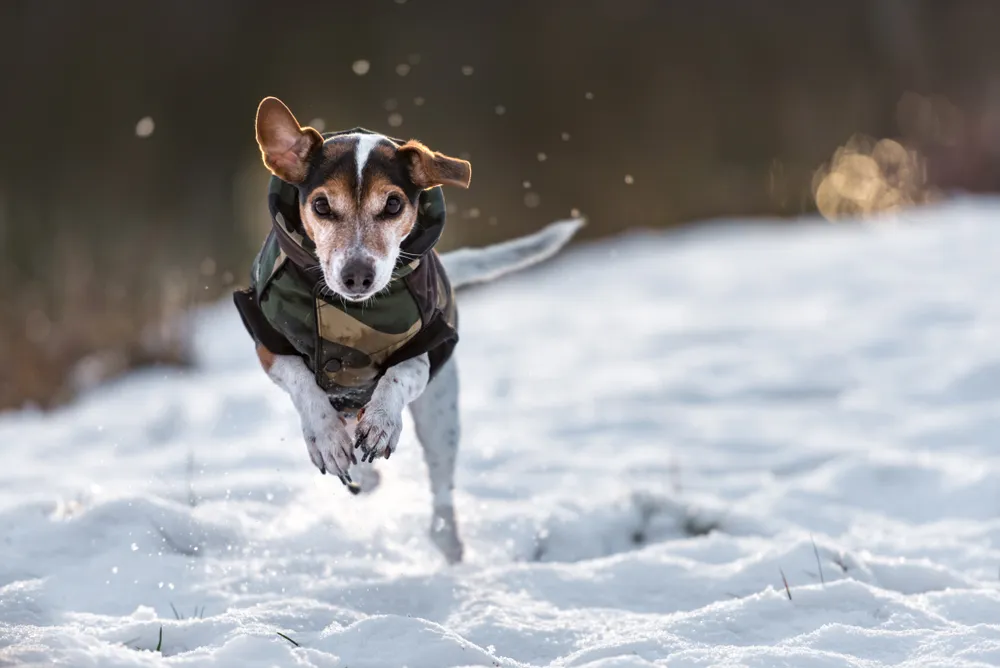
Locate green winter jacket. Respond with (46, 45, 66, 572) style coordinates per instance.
(233, 130, 458, 412)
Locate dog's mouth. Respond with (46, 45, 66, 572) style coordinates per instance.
(316, 283, 375, 302)
(338, 290, 377, 302)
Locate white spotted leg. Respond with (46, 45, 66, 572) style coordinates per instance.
(408, 357, 464, 564)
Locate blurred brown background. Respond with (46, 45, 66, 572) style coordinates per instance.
(3, 0, 1000, 410)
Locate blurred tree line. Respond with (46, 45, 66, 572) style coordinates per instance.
(3, 0, 1000, 409)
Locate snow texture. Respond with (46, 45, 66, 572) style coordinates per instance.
(4, 200, 1000, 667)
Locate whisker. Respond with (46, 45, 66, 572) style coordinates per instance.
(315, 276, 340, 301)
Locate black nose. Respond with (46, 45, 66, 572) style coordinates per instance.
(341, 260, 375, 291)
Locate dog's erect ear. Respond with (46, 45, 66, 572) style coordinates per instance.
(397, 140, 472, 190)
(255, 97, 323, 183)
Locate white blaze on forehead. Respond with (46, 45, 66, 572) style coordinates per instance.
(352, 133, 391, 184)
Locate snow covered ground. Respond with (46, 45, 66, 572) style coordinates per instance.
(4, 200, 1000, 667)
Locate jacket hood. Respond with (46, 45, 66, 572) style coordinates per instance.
(266, 128, 448, 270)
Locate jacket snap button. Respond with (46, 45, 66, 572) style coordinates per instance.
(324, 359, 342, 372)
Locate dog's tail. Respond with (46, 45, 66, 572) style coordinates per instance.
(440, 219, 583, 289)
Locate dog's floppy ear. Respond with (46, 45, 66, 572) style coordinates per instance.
(255, 97, 323, 183)
(397, 140, 472, 190)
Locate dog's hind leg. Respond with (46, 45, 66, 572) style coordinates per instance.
(409, 356, 463, 564)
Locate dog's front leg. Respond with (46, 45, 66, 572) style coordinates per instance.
(256, 345, 356, 485)
(355, 354, 430, 462)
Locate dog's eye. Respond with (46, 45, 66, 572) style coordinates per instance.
(312, 197, 331, 216)
(384, 195, 402, 216)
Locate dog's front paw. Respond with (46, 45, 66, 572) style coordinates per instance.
(302, 413, 357, 484)
(354, 405, 403, 463)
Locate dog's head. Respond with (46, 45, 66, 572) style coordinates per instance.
(254, 96, 471, 301)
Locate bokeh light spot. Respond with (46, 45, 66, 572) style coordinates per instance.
(135, 117, 155, 138)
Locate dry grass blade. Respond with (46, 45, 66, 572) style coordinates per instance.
(276, 631, 301, 647)
(812, 536, 825, 585)
(779, 568, 792, 600)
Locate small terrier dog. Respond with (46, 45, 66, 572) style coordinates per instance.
(236, 97, 580, 562)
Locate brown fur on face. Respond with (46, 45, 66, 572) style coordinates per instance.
(299, 159, 420, 296)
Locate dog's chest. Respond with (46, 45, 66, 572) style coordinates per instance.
(311, 270, 424, 402)
(258, 256, 424, 410)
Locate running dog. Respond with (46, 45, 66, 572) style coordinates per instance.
(234, 97, 580, 562)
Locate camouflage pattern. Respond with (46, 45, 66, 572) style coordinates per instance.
(234, 151, 458, 412)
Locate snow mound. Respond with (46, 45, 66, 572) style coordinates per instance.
(4, 200, 1000, 666)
